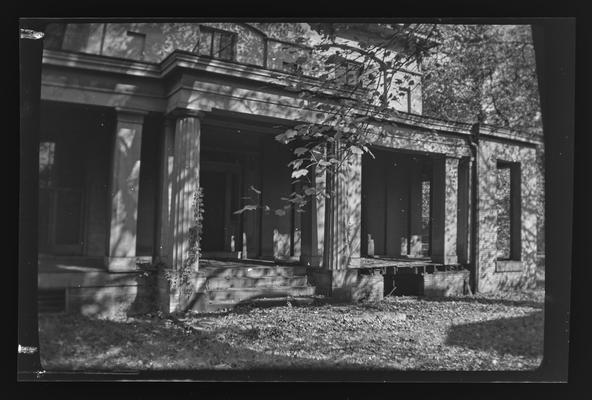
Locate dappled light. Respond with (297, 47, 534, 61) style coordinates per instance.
(34, 22, 547, 376)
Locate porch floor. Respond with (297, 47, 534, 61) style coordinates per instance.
(359, 256, 462, 273)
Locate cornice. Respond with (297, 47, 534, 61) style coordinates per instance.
(41, 49, 543, 147)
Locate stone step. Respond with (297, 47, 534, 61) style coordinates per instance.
(205, 285, 316, 303)
(198, 265, 307, 279)
(199, 296, 318, 313)
(204, 275, 308, 290)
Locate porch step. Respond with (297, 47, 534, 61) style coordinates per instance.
(198, 265, 307, 279)
(194, 295, 318, 313)
(196, 286, 317, 312)
(204, 275, 308, 290)
(205, 285, 316, 303)
(189, 260, 316, 312)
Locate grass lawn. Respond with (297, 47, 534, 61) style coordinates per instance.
(38, 289, 544, 371)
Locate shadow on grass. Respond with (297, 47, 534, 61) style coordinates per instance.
(420, 295, 544, 310)
(38, 313, 340, 371)
(445, 311, 544, 357)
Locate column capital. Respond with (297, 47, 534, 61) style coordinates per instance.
(115, 107, 148, 124)
(167, 108, 206, 121)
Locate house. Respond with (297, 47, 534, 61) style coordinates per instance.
(36, 22, 544, 317)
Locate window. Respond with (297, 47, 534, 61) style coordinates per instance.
(126, 31, 146, 60)
(197, 27, 236, 61)
(399, 87, 412, 113)
(335, 59, 362, 87)
(39, 142, 56, 188)
(282, 61, 302, 74)
(420, 179, 432, 256)
(496, 161, 521, 261)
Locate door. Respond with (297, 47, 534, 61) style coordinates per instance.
(200, 170, 227, 252)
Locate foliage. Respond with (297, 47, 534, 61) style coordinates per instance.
(422, 24, 542, 137)
(164, 187, 204, 289)
(236, 23, 439, 215)
(38, 289, 544, 370)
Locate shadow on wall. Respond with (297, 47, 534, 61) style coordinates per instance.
(445, 311, 544, 358)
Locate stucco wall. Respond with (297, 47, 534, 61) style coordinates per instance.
(476, 139, 540, 291)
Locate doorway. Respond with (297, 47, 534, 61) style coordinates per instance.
(200, 162, 241, 255)
(361, 148, 434, 259)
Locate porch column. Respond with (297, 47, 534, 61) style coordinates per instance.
(155, 117, 175, 265)
(170, 110, 203, 272)
(105, 108, 147, 272)
(432, 156, 460, 264)
(157, 109, 202, 313)
(300, 165, 326, 267)
(323, 146, 362, 271)
(310, 144, 363, 300)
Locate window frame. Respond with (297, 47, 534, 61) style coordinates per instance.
(334, 58, 363, 88)
(495, 160, 522, 262)
(125, 30, 147, 60)
(197, 26, 237, 61)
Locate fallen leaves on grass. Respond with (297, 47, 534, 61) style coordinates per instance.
(38, 289, 544, 371)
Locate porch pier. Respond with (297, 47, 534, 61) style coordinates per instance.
(105, 108, 147, 272)
(431, 156, 460, 265)
(309, 146, 368, 300)
(158, 109, 203, 312)
(299, 165, 326, 268)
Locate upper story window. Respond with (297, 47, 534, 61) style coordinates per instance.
(281, 61, 302, 74)
(334, 59, 362, 88)
(399, 87, 412, 113)
(125, 31, 146, 60)
(198, 26, 236, 61)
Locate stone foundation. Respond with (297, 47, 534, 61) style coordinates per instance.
(422, 270, 471, 297)
(308, 268, 384, 302)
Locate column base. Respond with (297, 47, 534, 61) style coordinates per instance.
(432, 255, 458, 265)
(104, 256, 153, 272)
(300, 255, 323, 267)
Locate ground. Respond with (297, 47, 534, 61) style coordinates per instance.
(38, 288, 544, 371)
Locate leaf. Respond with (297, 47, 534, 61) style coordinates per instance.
(285, 129, 298, 139)
(304, 187, 317, 196)
(350, 146, 364, 155)
(293, 147, 308, 156)
(274, 209, 287, 216)
(250, 185, 261, 195)
(291, 169, 309, 178)
(289, 159, 304, 170)
(233, 204, 258, 214)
